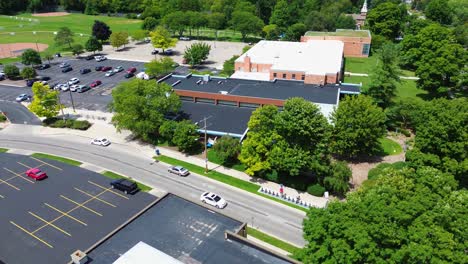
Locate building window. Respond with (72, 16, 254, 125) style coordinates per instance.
(301, 75, 305, 80)
(362, 44, 370, 56)
(292, 74, 296, 79)
(282, 73, 286, 78)
(273, 73, 277, 78)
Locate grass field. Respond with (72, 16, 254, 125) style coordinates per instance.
(101, 171, 152, 192)
(247, 227, 301, 254)
(31, 153, 82, 166)
(379, 138, 403, 156)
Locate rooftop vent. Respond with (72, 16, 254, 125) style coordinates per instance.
(203, 74, 210, 82)
(196, 80, 202, 85)
(217, 81, 223, 85)
(219, 91, 229, 95)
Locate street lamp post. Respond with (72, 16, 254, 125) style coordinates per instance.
(67, 83, 76, 112)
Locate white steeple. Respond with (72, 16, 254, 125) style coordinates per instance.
(361, 0, 368, 15)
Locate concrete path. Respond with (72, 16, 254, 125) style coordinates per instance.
(345, 71, 420, 80)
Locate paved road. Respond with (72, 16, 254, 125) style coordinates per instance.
(0, 100, 41, 125)
(0, 127, 307, 247)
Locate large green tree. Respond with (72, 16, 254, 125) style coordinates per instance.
(425, 0, 453, 25)
(85, 36, 102, 54)
(298, 166, 466, 263)
(28, 82, 62, 119)
(229, 11, 264, 42)
(110, 31, 129, 50)
(150, 26, 178, 53)
(20, 67, 36, 80)
(213, 136, 241, 165)
(110, 79, 181, 143)
(183, 42, 211, 67)
(366, 2, 406, 40)
(207, 12, 226, 41)
(92, 20, 112, 43)
(172, 120, 201, 154)
(163, 11, 189, 37)
(21, 49, 41, 66)
(54, 27, 74, 48)
(144, 57, 175, 78)
(331, 95, 386, 159)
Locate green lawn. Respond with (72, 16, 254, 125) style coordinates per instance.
(31, 153, 82, 166)
(0, 148, 8, 153)
(379, 138, 403, 156)
(207, 149, 246, 172)
(155, 155, 308, 212)
(247, 227, 301, 254)
(101, 171, 152, 192)
(345, 56, 378, 74)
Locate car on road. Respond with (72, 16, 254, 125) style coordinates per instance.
(80, 68, 91, 74)
(114, 66, 124, 73)
(25, 168, 47, 181)
(105, 70, 115, 77)
(90, 80, 102, 87)
(200, 192, 227, 209)
(15, 94, 30, 102)
(91, 137, 111, 146)
(38, 64, 50, 70)
(95, 66, 104, 71)
(94, 55, 107, 62)
(124, 72, 134, 78)
(168, 166, 190, 176)
(76, 85, 91, 93)
(126, 67, 137, 73)
(68, 78, 80, 85)
(69, 84, 79, 92)
(62, 67, 73, 73)
(101, 66, 112, 72)
(110, 179, 138, 194)
(59, 62, 70, 68)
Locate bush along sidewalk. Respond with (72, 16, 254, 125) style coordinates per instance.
(43, 117, 92, 130)
(155, 155, 308, 212)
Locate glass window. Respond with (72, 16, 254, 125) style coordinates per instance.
(282, 73, 286, 78)
(301, 75, 305, 80)
(362, 44, 370, 55)
(273, 73, 277, 78)
(292, 74, 296, 79)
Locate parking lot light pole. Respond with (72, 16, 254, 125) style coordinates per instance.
(67, 83, 76, 112)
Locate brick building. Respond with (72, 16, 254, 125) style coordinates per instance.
(232, 40, 344, 85)
(300, 30, 371, 58)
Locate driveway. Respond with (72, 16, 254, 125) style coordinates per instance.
(0, 100, 41, 125)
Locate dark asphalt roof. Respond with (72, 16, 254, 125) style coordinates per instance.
(164, 75, 345, 105)
(180, 101, 253, 137)
(88, 194, 291, 264)
(340, 84, 361, 94)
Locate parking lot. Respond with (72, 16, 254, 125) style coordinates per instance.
(0, 153, 156, 264)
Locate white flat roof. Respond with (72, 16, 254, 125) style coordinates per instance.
(230, 71, 270, 81)
(236, 40, 343, 75)
(113, 241, 183, 264)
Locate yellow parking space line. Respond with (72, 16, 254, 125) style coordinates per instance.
(0, 177, 20, 190)
(29, 212, 71, 237)
(44, 203, 87, 226)
(3, 168, 35, 183)
(74, 188, 116, 207)
(10, 221, 53, 248)
(60, 195, 103, 216)
(88, 181, 129, 199)
(30, 157, 63, 171)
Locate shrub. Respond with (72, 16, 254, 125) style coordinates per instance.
(43, 118, 91, 130)
(368, 162, 409, 180)
(71, 120, 91, 130)
(401, 129, 411, 137)
(212, 136, 241, 165)
(307, 184, 326, 197)
(4, 64, 20, 79)
(0, 113, 7, 122)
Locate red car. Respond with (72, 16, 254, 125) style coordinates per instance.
(126, 67, 137, 73)
(90, 80, 102, 87)
(101, 66, 112, 72)
(25, 168, 47, 181)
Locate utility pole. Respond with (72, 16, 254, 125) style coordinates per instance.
(56, 93, 65, 121)
(67, 83, 76, 112)
(204, 117, 208, 173)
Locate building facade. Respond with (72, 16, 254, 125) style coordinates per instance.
(300, 30, 371, 58)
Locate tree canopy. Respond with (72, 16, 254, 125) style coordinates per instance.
(183, 42, 211, 67)
(28, 82, 61, 119)
(21, 49, 41, 66)
(150, 26, 178, 52)
(54, 27, 74, 48)
(92, 20, 112, 42)
(229, 11, 264, 42)
(144, 57, 175, 78)
(20, 67, 36, 80)
(366, 2, 407, 40)
(110, 31, 129, 50)
(85, 36, 102, 54)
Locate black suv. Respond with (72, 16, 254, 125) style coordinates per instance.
(62, 67, 72, 73)
(110, 179, 138, 194)
(38, 64, 50, 70)
(80, 68, 91, 74)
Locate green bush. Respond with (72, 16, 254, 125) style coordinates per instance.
(401, 129, 411, 137)
(4, 64, 20, 79)
(43, 118, 91, 130)
(71, 120, 92, 130)
(307, 184, 326, 197)
(368, 162, 409, 180)
(0, 113, 6, 122)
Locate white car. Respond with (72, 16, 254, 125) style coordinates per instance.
(168, 166, 190, 176)
(68, 78, 79, 85)
(69, 84, 79, 92)
(200, 192, 227, 209)
(61, 84, 70, 91)
(91, 138, 111, 146)
(15, 94, 30, 102)
(94, 56, 107, 62)
(105, 70, 115, 77)
(59, 62, 70, 68)
(113, 66, 124, 73)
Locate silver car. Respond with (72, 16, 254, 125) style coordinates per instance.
(168, 166, 190, 176)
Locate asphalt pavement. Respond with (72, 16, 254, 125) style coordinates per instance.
(0, 100, 41, 125)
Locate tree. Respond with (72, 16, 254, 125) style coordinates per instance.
(85, 36, 102, 54)
(366, 2, 406, 40)
(21, 49, 41, 66)
(43, 52, 53, 64)
(131, 30, 147, 43)
(230, 11, 264, 42)
(71, 44, 84, 56)
(366, 43, 401, 108)
(110, 79, 181, 143)
(284, 23, 307, 41)
(425, 0, 453, 25)
(220, 55, 239, 76)
(269, 0, 297, 32)
(163, 11, 189, 37)
(335, 14, 356, 29)
(183, 42, 211, 67)
(142, 17, 158, 31)
(3, 64, 20, 79)
(331, 95, 386, 159)
(262, 24, 280, 40)
(150, 26, 178, 53)
(110, 31, 129, 50)
(172, 120, 201, 154)
(298, 166, 466, 263)
(144, 57, 175, 78)
(84, 0, 99, 15)
(20, 67, 36, 80)
(207, 12, 226, 41)
(54, 27, 74, 48)
(92, 20, 112, 43)
(28, 82, 62, 119)
(213, 136, 241, 165)
(159, 120, 178, 145)
(323, 161, 351, 195)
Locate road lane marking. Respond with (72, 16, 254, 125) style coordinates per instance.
(29, 212, 71, 237)
(30, 157, 63, 171)
(10, 221, 53, 248)
(88, 181, 129, 199)
(44, 203, 87, 226)
(60, 195, 103, 216)
(74, 188, 116, 207)
(3, 167, 35, 183)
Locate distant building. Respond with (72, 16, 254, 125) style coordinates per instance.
(232, 40, 344, 85)
(301, 29, 371, 58)
(351, 0, 368, 29)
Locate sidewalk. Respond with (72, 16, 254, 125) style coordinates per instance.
(23, 107, 329, 209)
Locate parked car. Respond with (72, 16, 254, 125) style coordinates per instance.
(68, 78, 80, 85)
(114, 66, 124, 72)
(61, 84, 70, 91)
(180, 36, 190, 41)
(25, 168, 47, 181)
(90, 80, 102, 87)
(163, 49, 173, 55)
(126, 67, 137, 73)
(94, 55, 107, 62)
(15, 94, 30, 102)
(80, 68, 91, 74)
(105, 70, 115, 77)
(37, 80, 48, 86)
(62, 67, 73, 73)
(59, 62, 70, 68)
(91, 137, 110, 146)
(76, 85, 91, 93)
(0, 75, 4, 81)
(110, 179, 138, 194)
(151, 49, 159, 55)
(26, 79, 35, 87)
(168, 166, 190, 176)
(124, 72, 134, 78)
(85, 55, 94, 60)
(95, 66, 104, 71)
(37, 76, 51, 81)
(38, 64, 50, 70)
(200, 192, 227, 209)
(69, 84, 79, 92)
(101, 66, 112, 72)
